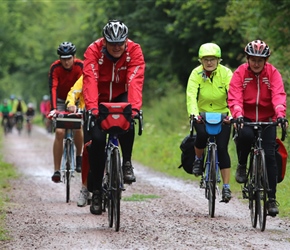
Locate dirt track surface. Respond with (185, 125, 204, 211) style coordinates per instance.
(1, 125, 290, 250)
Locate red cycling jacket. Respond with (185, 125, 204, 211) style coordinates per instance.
(83, 38, 145, 111)
(228, 62, 286, 121)
(48, 59, 83, 110)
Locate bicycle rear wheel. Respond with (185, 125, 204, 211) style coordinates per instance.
(249, 153, 258, 228)
(208, 145, 216, 218)
(257, 149, 267, 231)
(65, 140, 72, 203)
(111, 147, 122, 231)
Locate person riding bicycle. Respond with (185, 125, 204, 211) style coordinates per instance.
(83, 20, 145, 215)
(26, 103, 35, 118)
(12, 97, 27, 131)
(48, 41, 84, 183)
(40, 95, 52, 133)
(66, 75, 92, 207)
(186, 43, 233, 203)
(1, 99, 12, 129)
(228, 39, 288, 216)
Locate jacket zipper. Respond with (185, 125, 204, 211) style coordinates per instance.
(255, 75, 260, 122)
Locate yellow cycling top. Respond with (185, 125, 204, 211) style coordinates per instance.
(66, 75, 85, 110)
(186, 64, 232, 117)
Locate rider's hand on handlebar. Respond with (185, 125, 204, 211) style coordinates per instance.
(194, 115, 203, 123)
(277, 117, 289, 128)
(90, 108, 99, 117)
(47, 109, 57, 119)
(67, 105, 77, 113)
(223, 116, 232, 124)
(132, 110, 138, 119)
(236, 116, 244, 129)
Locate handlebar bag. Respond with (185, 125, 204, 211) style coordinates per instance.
(276, 138, 288, 183)
(204, 112, 223, 135)
(98, 102, 132, 135)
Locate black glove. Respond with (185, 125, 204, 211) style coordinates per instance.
(237, 116, 244, 124)
(277, 117, 288, 125)
(236, 116, 244, 130)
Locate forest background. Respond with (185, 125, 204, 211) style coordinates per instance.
(1, 0, 290, 216)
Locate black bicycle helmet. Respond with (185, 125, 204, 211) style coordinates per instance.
(57, 42, 76, 58)
(103, 20, 128, 43)
(244, 40, 270, 58)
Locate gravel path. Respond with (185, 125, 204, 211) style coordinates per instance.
(1, 125, 290, 250)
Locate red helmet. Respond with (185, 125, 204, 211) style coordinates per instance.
(244, 40, 270, 58)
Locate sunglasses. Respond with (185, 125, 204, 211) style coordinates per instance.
(107, 41, 125, 47)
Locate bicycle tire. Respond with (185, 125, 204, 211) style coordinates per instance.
(3, 119, 9, 135)
(107, 154, 114, 228)
(257, 149, 267, 231)
(208, 144, 216, 218)
(65, 140, 72, 203)
(112, 147, 121, 231)
(249, 152, 258, 228)
(27, 122, 32, 135)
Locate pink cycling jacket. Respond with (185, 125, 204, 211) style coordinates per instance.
(83, 38, 145, 111)
(228, 62, 286, 121)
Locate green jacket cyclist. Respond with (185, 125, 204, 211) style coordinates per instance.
(186, 43, 233, 203)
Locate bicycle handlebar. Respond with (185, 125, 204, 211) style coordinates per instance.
(232, 120, 287, 141)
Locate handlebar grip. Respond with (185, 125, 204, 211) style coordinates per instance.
(281, 124, 287, 141)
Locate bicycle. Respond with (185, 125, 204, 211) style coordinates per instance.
(2, 114, 11, 135)
(26, 115, 33, 135)
(15, 112, 23, 135)
(235, 120, 287, 231)
(88, 102, 143, 232)
(52, 111, 83, 203)
(191, 112, 227, 218)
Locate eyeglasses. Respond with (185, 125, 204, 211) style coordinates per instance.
(202, 57, 218, 63)
(106, 41, 125, 47)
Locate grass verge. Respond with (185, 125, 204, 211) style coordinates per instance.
(0, 131, 18, 241)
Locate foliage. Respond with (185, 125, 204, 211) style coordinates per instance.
(216, 0, 290, 92)
(0, 131, 18, 240)
(1, 0, 289, 106)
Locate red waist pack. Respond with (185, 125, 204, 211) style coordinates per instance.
(276, 138, 288, 183)
(97, 102, 132, 135)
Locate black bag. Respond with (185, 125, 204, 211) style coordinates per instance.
(178, 134, 196, 174)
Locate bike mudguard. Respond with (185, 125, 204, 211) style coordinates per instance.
(204, 112, 223, 135)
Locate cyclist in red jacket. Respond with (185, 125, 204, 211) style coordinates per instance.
(228, 40, 288, 216)
(83, 20, 145, 215)
(48, 42, 84, 183)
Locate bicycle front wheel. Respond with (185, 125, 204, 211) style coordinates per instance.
(208, 145, 216, 218)
(249, 152, 258, 228)
(106, 157, 114, 228)
(111, 147, 122, 232)
(257, 149, 267, 231)
(65, 140, 72, 203)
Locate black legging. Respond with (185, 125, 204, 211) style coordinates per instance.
(194, 122, 231, 170)
(236, 118, 277, 199)
(88, 92, 135, 192)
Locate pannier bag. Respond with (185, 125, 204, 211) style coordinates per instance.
(55, 114, 82, 129)
(276, 138, 288, 183)
(178, 134, 196, 174)
(98, 102, 132, 135)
